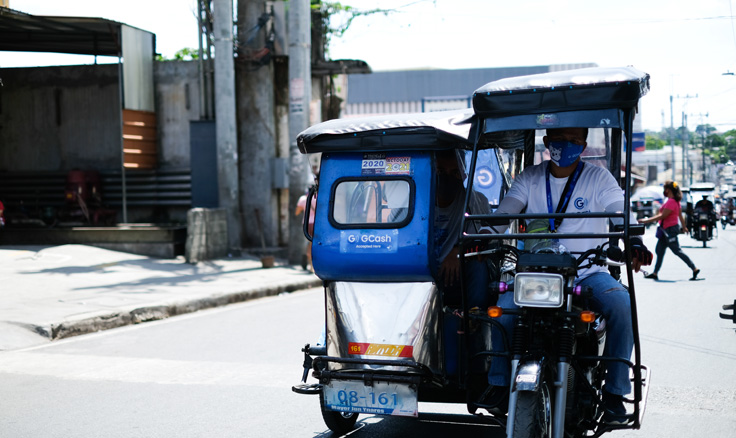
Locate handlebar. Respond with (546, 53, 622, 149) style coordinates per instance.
(576, 244, 625, 269)
(302, 186, 316, 242)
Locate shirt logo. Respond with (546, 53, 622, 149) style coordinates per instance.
(574, 197, 588, 210)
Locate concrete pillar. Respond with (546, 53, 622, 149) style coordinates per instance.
(213, 0, 242, 253)
(287, 0, 312, 265)
(236, 0, 277, 250)
(186, 208, 228, 263)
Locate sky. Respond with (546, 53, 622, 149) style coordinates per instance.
(4, 0, 736, 133)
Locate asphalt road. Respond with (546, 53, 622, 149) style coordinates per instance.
(0, 228, 734, 437)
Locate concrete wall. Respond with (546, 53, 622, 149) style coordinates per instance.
(0, 64, 122, 171)
(153, 61, 201, 169)
(0, 61, 201, 172)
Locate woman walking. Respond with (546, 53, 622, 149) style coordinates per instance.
(639, 180, 700, 280)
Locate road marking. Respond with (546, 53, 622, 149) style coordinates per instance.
(0, 351, 299, 387)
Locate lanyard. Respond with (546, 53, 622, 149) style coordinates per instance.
(545, 160, 584, 232)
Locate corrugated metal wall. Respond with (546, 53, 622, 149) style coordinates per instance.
(0, 64, 122, 171)
(344, 64, 597, 116)
(121, 25, 155, 112)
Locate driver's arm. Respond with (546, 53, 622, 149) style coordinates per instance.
(604, 200, 638, 227)
(488, 196, 526, 234)
(604, 200, 652, 271)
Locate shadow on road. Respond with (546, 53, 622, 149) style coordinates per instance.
(311, 412, 506, 437)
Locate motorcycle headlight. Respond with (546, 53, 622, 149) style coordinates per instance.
(514, 272, 564, 308)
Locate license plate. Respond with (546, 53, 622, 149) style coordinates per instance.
(323, 380, 418, 417)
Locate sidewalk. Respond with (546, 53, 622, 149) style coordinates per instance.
(0, 244, 321, 350)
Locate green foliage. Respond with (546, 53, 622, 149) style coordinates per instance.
(156, 48, 200, 62)
(645, 133, 666, 150)
(311, 1, 393, 56)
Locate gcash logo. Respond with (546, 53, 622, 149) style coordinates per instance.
(574, 197, 588, 210)
(475, 166, 494, 188)
(346, 233, 392, 244)
(340, 230, 399, 254)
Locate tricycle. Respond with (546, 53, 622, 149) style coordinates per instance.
(719, 192, 736, 229)
(292, 67, 651, 438)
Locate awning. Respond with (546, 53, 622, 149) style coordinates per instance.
(0, 7, 152, 57)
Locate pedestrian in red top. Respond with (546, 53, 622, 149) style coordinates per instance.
(639, 180, 700, 280)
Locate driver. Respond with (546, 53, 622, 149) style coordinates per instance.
(486, 127, 652, 425)
(694, 195, 716, 224)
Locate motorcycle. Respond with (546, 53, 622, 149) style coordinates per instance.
(691, 203, 716, 247)
(292, 66, 650, 438)
(469, 239, 640, 438)
(720, 194, 736, 229)
(634, 199, 655, 228)
(465, 66, 650, 438)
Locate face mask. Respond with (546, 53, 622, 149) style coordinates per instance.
(548, 140, 584, 167)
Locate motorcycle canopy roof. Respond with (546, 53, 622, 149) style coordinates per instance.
(297, 109, 476, 154)
(472, 66, 650, 118)
(472, 67, 650, 151)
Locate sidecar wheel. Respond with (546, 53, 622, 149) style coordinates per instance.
(319, 390, 359, 434)
(512, 383, 552, 438)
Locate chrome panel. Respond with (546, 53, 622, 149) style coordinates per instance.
(326, 282, 442, 372)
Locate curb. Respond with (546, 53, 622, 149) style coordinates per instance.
(45, 277, 323, 341)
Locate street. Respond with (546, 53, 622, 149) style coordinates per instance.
(1, 228, 735, 437)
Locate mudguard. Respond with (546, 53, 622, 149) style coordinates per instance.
(513, 361, 543, 392)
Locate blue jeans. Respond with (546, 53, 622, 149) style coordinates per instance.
(489, 271, 633, 396)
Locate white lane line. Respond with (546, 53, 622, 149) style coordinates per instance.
(0, 351, 299, 387)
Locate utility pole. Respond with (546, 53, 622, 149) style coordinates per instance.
(236, 0, 278, 251)
(287, 0, 312, 265)
(673, 93, 698, 185)
(670, 95, 676, 180)
(682, 112, 690, 185)
(213, 0, 242, 253)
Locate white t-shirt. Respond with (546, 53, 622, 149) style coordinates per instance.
(504, 161, 623, 279)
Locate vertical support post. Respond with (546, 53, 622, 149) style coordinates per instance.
(670, 95, 676, 181)
(213, 0, 242, 253)
(118, 57, 128, 223)
(287, 0, 312, 265)
(197, 0, 207, 120)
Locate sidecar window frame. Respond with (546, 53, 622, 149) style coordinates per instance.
(329, 175, 416, 229)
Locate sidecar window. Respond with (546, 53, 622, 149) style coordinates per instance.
(332, 178, 413, 227)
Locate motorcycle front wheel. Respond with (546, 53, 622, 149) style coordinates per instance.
(319, 390, 359, 435)
(512, 382, 552, 438)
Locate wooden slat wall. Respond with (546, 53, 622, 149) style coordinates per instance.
(122, 109, 158, 169)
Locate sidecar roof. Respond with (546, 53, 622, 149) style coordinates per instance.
(297, 109, 475, 154)
(473, 66, 650, 117)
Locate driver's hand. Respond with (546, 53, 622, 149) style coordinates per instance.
(439, 247, 461, 287)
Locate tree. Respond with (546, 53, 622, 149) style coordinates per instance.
(311, 1, 393, 59)
(310, 1, 393, 121)
(645, 131, 666, 150)
(155, 48, 200, 61)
